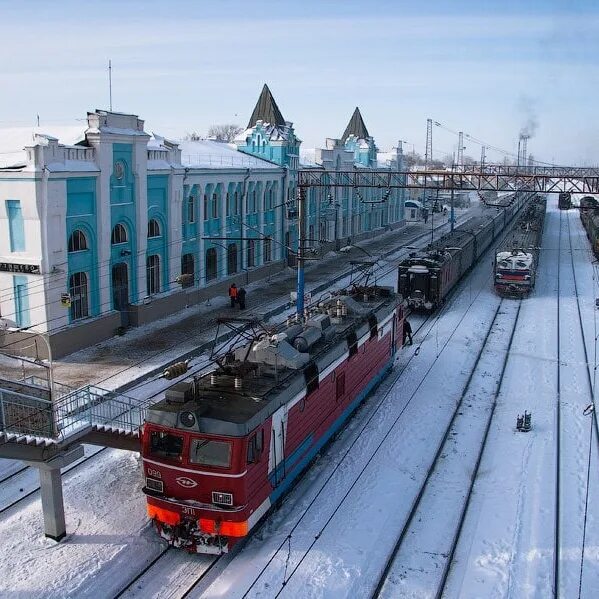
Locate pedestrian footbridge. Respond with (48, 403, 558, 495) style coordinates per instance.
(0, 376, 149, 540)
(0, 377, 145, 460)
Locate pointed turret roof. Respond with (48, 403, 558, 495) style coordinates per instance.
(247, 84, 286, 129)
(342, 107, 370, 141)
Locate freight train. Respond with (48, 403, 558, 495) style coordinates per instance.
(579, 195, 599, 257)
(558, 192, 572, 210)
(397, 193, 532, 310)
(141, 286, 403, 553)
(493, 197, 546, 297)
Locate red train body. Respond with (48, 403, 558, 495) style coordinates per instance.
(141, 286, 404, 553)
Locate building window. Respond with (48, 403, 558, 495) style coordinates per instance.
(188, 196, 195, 223)
(203, 194, 209, 221)
(205, 248, 217, 281)
(68, 229, 88, 252)
(69, 272, 89, 320)
(147, 218, 161, 238)
(181, 253, 195, 288)
(227, 243, 238, 275)
(234, 191, 239, 215)
(111, 223, 128, 244)
(225, 193, 230, 217)
(263, 237, 272, 263)
(6, 200, 25, 252)
(247, 239, 255, 268)
(146, 254, 160, 295)
(252, 190, 257, 213)
(13, 275, 30, 327)
(212, 193, 218, 218)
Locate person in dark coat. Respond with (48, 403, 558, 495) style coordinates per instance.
(228, 283, 238, 308)
(237, 287, 247, 310)
(403, 319, 413, 345)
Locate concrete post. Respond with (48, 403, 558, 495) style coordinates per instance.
(39, 467, 66, 541)
(27, 444, 84, 541)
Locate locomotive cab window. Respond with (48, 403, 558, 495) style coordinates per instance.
(150, 430, 183, 460)
(247, 430, 264, 464)
(189, 438, 231, 468)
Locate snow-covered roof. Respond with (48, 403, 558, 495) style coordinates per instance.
(179, 140, 279, 169)
(0, 125, 87, 168)
(405, 200, 423, 208)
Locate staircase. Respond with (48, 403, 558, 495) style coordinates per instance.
(0, 377, 148, 460)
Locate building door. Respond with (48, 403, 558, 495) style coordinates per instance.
(227, 243, 238, 275)
(112, 262, 130, 327)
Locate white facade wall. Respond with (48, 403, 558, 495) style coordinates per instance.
(0, 111, 288, 351)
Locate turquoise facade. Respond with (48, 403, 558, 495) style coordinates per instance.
(238, 122, 300, 170)
(109, 143, 137, 304)
(147, 175, 169, 292)
(66, 177, 100, 320)
(344, 136, 377, 168)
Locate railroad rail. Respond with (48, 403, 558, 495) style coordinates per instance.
(372, 300, 521, 598)
(208, 221, 519, 598)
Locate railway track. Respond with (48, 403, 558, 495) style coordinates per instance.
(188, 251, 504, 597)
(170, 200, 531, 598)
(553, 209, 599, 598)
(372, 299, 522, 598)
(0, 214, 468, 520)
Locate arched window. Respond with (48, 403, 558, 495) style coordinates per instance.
(247, 239, 255, 268)
(69, 272, 89, 320)
(146, 254, 160, 295)
(181, 253, 194, 288)
(111, 223, 128, 244)
(147, 218, 161, 238)
(203, 194, 209, 221)
(68, 229, 88, 252)
(205, 248, 217, 281)
(188, 196, 195, 223)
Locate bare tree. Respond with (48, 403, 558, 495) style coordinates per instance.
(207, 124, 243, 143)
(183, 131, 202, 141)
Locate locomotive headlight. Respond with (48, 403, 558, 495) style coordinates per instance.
(180, 411, 196, 428)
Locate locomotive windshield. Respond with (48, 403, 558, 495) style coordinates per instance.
(150, 430, 184, 460)
(189, 438, 232, 468)
(409, 272, 428, 296)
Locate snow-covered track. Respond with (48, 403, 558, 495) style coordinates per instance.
(372, 299, 522, 598)
(553, 209, 599, 597)
(114, 545, 219, 599)
(194, 239, 507, 598)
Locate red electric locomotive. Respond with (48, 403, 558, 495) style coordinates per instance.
(141, 285, 404, 553)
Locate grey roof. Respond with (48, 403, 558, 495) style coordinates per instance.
(342, 107, 370, 141)
(247, 84, 286, 129)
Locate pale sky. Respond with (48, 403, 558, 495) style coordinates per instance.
(1, 0, 597, 165)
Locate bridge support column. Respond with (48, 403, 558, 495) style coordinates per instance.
(39, 467, 66, 541)
(25, 444, 84, 541)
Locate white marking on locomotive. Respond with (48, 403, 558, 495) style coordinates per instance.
(176, 476, 198, 488)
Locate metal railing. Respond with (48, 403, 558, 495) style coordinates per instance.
(0, 382, 150, 443)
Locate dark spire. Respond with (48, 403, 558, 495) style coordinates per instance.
(247, 84, 286, 129)
(342, 107, 370, 141)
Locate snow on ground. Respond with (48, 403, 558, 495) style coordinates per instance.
(444, 202, 599, 598)
(194, 223, 505, 598)
(4, 200, 597, 598)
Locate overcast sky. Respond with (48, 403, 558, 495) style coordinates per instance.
(1, 0, 597, 164)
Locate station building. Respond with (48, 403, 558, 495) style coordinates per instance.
(0, 85, 405, 357)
